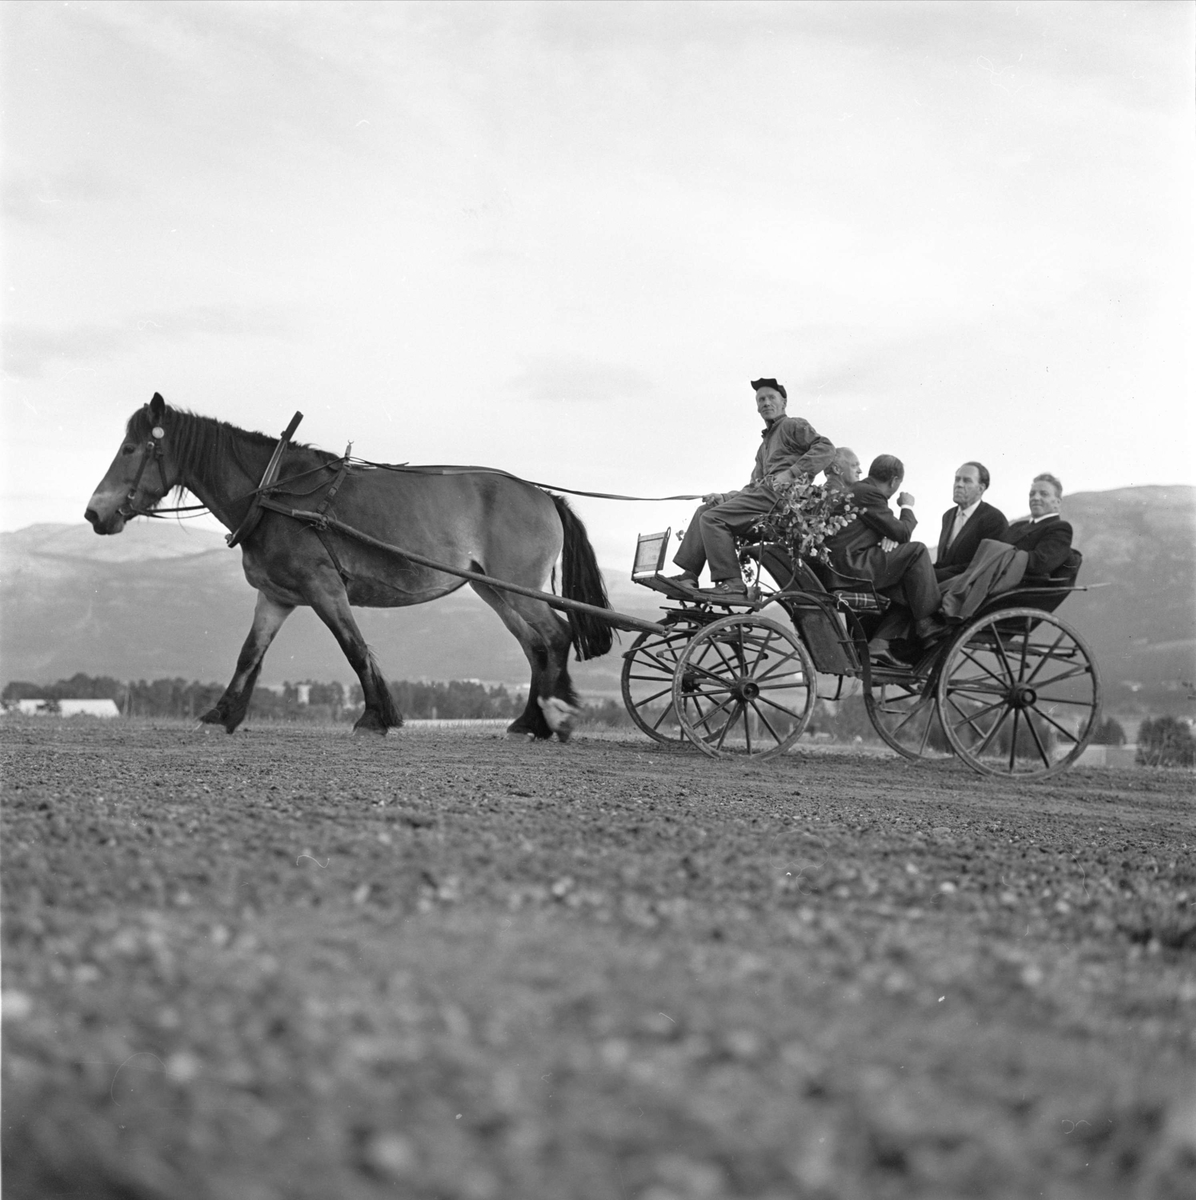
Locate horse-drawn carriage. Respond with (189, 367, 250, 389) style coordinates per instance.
(87, 397, 1101, 779)
(620, 526, 1100, 779)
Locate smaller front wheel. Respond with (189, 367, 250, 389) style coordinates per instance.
(672, 614, 816, 758)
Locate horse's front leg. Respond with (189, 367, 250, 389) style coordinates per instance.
(304, 575, 402, 736)
(200, 591, 294, 733)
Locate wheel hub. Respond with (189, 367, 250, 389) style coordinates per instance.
(1011, 684, 1038, 709)
(730, 678, 760, 702)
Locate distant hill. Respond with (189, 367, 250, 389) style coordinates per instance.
(1, 486, 1192, 717)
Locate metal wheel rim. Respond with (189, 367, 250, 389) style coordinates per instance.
(935, 607, 1101, 779)
(672, 614, 816, 759)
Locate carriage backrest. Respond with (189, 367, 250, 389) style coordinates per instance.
(978, 548, 1084, 619)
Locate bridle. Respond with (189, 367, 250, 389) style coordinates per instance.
(116, 424, 175, 520)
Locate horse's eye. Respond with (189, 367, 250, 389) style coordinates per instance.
(121, 444, 136, 456)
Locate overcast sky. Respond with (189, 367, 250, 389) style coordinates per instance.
(3, 1, 1192, 567)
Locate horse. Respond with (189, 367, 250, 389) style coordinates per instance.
(84, 393, 613, 740)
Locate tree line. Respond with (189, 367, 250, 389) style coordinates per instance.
(1, 674, 529, 723)
(4, 674, 1191, 762)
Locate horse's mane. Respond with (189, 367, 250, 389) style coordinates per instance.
(126, 404, 337, 495)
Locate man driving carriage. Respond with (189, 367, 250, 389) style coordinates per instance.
(667, 378, 835, 597)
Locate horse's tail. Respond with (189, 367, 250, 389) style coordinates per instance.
(550, 493, 614, 660)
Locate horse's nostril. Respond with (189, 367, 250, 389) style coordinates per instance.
(84, 508, 99, 527)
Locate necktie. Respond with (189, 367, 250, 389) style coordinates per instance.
(948, 507, 968, 547)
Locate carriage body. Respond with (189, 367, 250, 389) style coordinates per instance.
(623, 529, 1101, 778)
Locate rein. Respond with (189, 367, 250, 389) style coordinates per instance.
(132, 415, 704, 531)
(339, 460, 704, 503)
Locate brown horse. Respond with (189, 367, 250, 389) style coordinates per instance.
(85, 393, 613, 739)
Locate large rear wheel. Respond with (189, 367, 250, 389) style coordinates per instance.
(936, 608, 1100, 779)
(672, 614, 816, 759)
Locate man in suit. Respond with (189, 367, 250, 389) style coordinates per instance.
(936, 473, 1074, 623)
(823, 454, 940, 663)
(667, 377, 834, 597)
(934, 461, 1008, 582)
(1001, 473, 1074, 579)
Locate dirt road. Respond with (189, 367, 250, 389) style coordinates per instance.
(3, 719, 1194, 1199)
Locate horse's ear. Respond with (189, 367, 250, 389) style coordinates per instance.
(150, 393, 165, 421)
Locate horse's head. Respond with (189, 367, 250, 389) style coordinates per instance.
(85, 393, 182, 534)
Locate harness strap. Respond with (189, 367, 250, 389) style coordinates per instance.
(256, 497, 667, 637)
(315, 449, 352, 516)
(226, 411, 304, 548)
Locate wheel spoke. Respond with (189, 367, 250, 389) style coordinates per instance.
(958, 642, 1013, 690)
(1021, 628, 1067, 686)
(746, 700, 783, 745)
(1023, 710, 1052, 766)
(755, 692, 810, 719)
(715, 704, 743, 750)
(1031, 706, 1083, 744)
(1008, 708, 1021, 770)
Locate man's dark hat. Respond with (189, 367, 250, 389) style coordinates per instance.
(750, 377, 787, 400)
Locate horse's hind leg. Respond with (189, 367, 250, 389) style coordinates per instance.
(201, 591, 294, 733)
(471, 583, 577, 741)
(304, 577, 402, 736)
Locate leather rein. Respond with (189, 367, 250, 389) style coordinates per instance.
(128, 411, 702, 539)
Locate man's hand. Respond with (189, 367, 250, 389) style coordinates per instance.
(897, 492, 915, 508)
(702, 492, 725, 506)
(880, 537, 898, 552)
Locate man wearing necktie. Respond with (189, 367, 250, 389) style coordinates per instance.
(933, 461, 1008, 583)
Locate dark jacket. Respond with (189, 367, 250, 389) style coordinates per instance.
(1001, 515, 1074, 580)
(824, 478, 916, 580)
(934, 500, 1008, 581)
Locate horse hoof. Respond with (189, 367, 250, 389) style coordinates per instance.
(537, 696, 578, 738)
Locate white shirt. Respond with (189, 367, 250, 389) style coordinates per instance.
(948, 499, 982, 546)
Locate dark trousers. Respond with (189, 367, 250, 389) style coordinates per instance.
(673, 488, 779, 583)
(868, 542, 939, 640)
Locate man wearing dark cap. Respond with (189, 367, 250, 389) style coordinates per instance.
(667, 378, 835, 596)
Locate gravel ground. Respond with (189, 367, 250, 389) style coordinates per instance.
(2, 717, 1194, 1200)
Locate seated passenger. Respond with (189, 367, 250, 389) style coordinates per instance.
(822, 454, 940, 664)
(667, 377, 834, 597)
(823, 446, 861, 493)
(934, 461, 1008, 583)
(936, 473, 1074, 624)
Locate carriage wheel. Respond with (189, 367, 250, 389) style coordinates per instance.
(865, 672, 953, 762)
(935, 607, 1101, 779)
(621, 624, 701, 743)
(671, 614, 816, 759)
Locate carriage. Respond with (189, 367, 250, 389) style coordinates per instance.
(619, 525, 1100, 779)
